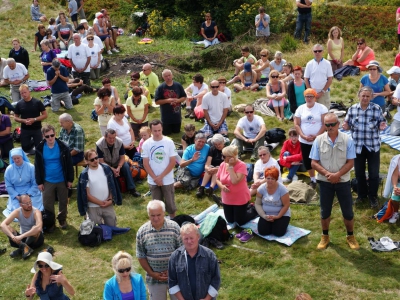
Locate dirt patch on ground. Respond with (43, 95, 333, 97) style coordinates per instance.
(0, 0, 13, 13)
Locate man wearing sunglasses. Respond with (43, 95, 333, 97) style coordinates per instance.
(35, 125, 74, 230)
(234, 104, 266, 161)
(310, 113, 359, 250)
(77, 149, 120, 226)
(1, 195, 44, 259)
(304, 44, 333, 110)
(140, 63, 160, 103)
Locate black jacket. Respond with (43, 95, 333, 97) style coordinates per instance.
(9, 46, 30, 70)
(35, 138, 74, 186)
(287, 81, 307, 114)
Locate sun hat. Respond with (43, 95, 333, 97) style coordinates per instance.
(380, 237, 397, 250)
(217, 76, 227, 82)
(80, 219, 94, 235)
(387, 66, 400, 75)
(366, 60, 382, 73)
(79, 19, 88, 24)
(97, 13, 104, 19)
(31, 251, 62, 273)
(244, 62, 252, 72)
(303, 88, 317, 97)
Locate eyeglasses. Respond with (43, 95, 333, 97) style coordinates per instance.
(305, 95, 315, 98)
(142, 69, 150, 71)
(245, 111, 254, 114)
(21, 201, 32, 206)
(87, 38, 94, 41)
(271, 75, 279, 79)
(260, 54, 267, 57)
(357, 42, 364, 45)
(369, 68, 377, 71)
(259, 153, 268, 157)
(44, 134, 55, 138)
(118, 267, 131, 273)
(89, 156, 99, 162)
(313, 50, 323, 53)
(211, 86, 219, 88)
(218, 81, 226, 84)
(325, 122, 338, 127)
(38, 263, 50, 269)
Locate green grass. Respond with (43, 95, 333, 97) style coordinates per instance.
(0, 1, 400, 299)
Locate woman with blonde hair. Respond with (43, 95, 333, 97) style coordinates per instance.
(327, 26, 344, 72)
(266, 69, 287, 120)
(254, 48, 271, 82)
(103, 251, 147, 300)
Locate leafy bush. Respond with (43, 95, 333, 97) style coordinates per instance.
(280, 34, 298, 52)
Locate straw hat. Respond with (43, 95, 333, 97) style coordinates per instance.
(31, 252, 62, 273)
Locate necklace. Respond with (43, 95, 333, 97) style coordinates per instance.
(15, 163, 24, 182)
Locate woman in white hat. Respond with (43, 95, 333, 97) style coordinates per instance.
(25, 251, 75, 299)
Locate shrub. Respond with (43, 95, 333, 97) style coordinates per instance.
(280, 34, 298, 52)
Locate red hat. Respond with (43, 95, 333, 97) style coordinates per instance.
(97, 14, 104, 19)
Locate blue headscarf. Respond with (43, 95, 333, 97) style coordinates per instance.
(9, 147, 30, 164)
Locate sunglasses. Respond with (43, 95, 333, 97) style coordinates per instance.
(305, 95, 315, 98)
(89, 156, 99, 162)
(357, 42, 364, 45)
(259, 153, 268, 157)
(142, 69, 150, 71)
(271, 75, 279, 79)
(369, 68, 377, 71)
(44, 134, 55, 138)
(218, 81, 226, 84)
(87, 38, 94, 41)
(313, 50, 323, 53)
(38, 263, 50, 269)
(21, 201, 32, 206)
(118, 267, 131, 273)
(325, 122, 338, 127)
(211, 86, 219, 88)
(245, 111, 254, 114)
(260, 54, 267, 57)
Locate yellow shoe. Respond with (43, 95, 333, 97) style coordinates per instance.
(317, 235, 330, 250)
(346, 235, 360, 250)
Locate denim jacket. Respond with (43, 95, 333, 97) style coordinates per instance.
(77, 163, 122, 216)
(168, 245, 220, 300)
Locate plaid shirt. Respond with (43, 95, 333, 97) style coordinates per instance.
(344, 102, 385, 154)
(59, 122, 85, 153)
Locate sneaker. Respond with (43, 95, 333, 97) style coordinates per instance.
(59, 221, 68, 230)
(282, 177, 292, 183)
(250, 155, 257, 162)
(346, 235, 360, 250)
(208, 237, 224, 249)
(196, 186, 205, 198)
(45, 246, 55, 255)
(235, 230, 246, 239)
(389, 212, 399, 224)
(129, 189, 141, 197)
(239, 229, 254, 243)
(184, 108, 192, 118)
(107, 50, 113, 55)
(292, 175, 298, 181)
(317, 235, 330, 250)
(189, 111, 196, 119)
(205, 187, 213, 197)
(10, 248, 22, 258)
(20, 243, 34, 259)
(111, 48, 120, 53)
(370, 197, 379, 209)
(308, 181, 317, 189)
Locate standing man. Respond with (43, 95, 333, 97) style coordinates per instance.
(201, 80, 230, 137)
(68, 33, 91, 86)
(96, 129, 141, 197)
(310, 113, 359, 250)
(343, 86, 387, 208)
(14, 84, 48, 154)
(168, 223, 220, 300)
(136, 200, 182, 300)
(1, 195, 44, 259)
(35, 125, 74, 230)
(3, 58, 30, 103)
(294, 0, 312, 43)
(140, 63, 160, 105)
(234, 104, 267, 161)
(59, 113, 85, 165)
(154, 69, 186, 135)
(47, 59, 73, 112)
(77, 149, 120, 226)
(142, 120, 177, 218)
(304, 44, 333, 110)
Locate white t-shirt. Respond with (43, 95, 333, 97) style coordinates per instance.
(187, 83, 208, 97)
(254, 157, 282, 183)
(82, 36, 104, 60)
(392, 84, 400, 121)
(141, 136, 177, 185)
(107, 117, 132, 146)
(87, 167, 109, 207)
(294, 103, 328, 144)
(3, 63, 28, 84)
(87, 43, 101, 68)
(202, 91, 230, 124)
(304, 58, 333, 92)
(236, 115, 265, 139)
(270, 59, 287, 72)
(223, 87, 232, 104)
(67, 43, 91, 72)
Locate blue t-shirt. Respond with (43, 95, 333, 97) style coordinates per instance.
(360, 74, 388, 108)
(40, 50, 56, 73)
(47, 65, 69, 94)
(43, 142, 65, 183)
(182, 144, 210, 177)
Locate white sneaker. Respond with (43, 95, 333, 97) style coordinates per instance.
(389, 212, 399, 224)
(292, 175, 298, 181)
(111, 48, 120, 53)
(282, 177, 292, 183)
(107, 50, 113, 55)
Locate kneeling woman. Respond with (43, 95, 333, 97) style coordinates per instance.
(255, 166, 291, 236)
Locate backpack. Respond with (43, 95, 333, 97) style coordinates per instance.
(206, 216, 230, 242)
(374, 200, 394, 223)
(125, 155, 147, 180)
(0, 181, 7, 194)
(91, 109, 98, 121)
(265, 128, 286, 144)
(246, 163, 254, 183)
(171, 214, 195, 227)
(78, 226, 103, 247)
(118, 176, 127, 193)
(13, 127, 21, 142)
(42, 209, 55, 232)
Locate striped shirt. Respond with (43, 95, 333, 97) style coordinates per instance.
(136, 219, 182, 284)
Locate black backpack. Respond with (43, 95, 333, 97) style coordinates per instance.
(42, 209, 55, 232)
(78, 226, 103, 247)
(206, 216, 230, 242)
(265, 128, 286, 144)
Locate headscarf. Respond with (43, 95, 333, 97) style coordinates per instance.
(9, 147, 30, 164)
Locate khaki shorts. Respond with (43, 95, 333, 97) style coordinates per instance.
(149, 183, 176, 214)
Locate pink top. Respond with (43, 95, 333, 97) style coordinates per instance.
(397, 7, 400, 34)
(137, 138, 145, 153)
(217, 160, 250, 205)
(357, 48, 375, 67)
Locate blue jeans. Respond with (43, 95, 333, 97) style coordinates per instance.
(294, 12, 312, 42)
(354, 146, 380, 201)
(283, 151, 301, 180)
(318, 181, 354, 220)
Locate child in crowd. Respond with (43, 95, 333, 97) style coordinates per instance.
(44, 29, 59, 51)
(279, 127, 302, 183)
(137, 126, 151, 154)
(181, 124, 196, 151)
(48, 18, 58, 38)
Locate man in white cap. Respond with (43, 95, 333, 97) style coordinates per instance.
(387, 66, 400, 96)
